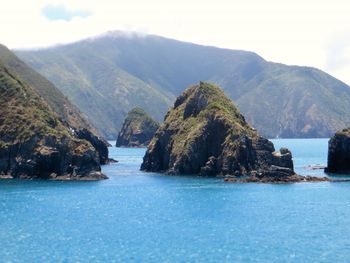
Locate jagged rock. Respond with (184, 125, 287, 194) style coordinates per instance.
(326, 128, 350, 174)
(141, 82, 297, 182)
(0, 63, 107, 180)
(116, 107, 159, 147)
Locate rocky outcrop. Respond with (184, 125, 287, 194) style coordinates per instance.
(0, 136, 107, 180)
(326, 128, 350, 174)
(0, 63, 106, 180)
(141, 82, 300, 182)
(75, 129, 110, 164)
(116, 107, 159, 147)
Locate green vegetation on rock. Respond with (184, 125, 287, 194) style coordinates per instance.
(116, 107, 159, 147)
(0, 44, 109, 164)
(0, 59, 105, 180)
(141, 82, 299, 181)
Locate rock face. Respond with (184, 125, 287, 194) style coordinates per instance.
(116, 107, 159, 147)
(141, 82, 298, 181)
(0, 44, 109, 165)
(0, 62, 106, 180)
(75, 129, 109, 164)
(326, 129, 350, 174)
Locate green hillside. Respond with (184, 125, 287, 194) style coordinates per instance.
(15, 32, 350, 138)
(0, 62, 104, 179)
(0, 44, 109, 164)
(0, 44, 97, 133)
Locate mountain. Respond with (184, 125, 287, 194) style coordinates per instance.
(0, 44, 109, 164)
(0, 61, 106, 180)
(15, 31, 350, 138)
(116, 107, 159, 147)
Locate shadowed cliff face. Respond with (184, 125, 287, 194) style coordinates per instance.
(326, 128, 350, 174)
(141, 82, 294, 179)
(116, 107, 159, 147)
(0, 63, 106, 180)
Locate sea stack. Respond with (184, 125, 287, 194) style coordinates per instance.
(141, 82, 328, 183)
(116, 107, 159, 147)
(326, 128, 350, 174)
(0, 63, 106, 180)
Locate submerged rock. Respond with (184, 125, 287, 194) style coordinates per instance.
(326, 128, 350, 174)
(141, 82, 299, 182)
(225, 166, 330, 183)
(116, 107, 159, 147)
(0, 63, 106, 180)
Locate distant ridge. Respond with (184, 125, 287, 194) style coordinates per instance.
(15, 31, 350, 139)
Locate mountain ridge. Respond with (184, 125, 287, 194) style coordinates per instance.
(15, 31, 350, 139)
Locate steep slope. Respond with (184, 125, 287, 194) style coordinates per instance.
(15, 32, 350, 138)
(0, 63, 106, 180)
(15, 40, 172, 138)
(116, 107, 159, 147)
(0, 44, 109, 163)
(141, 82, 328, 183)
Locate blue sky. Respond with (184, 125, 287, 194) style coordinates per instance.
(42, 4, 91, 21)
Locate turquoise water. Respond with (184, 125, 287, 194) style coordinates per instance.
(1, 139, 350, 262)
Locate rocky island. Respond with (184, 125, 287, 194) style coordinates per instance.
(116, 107, 159, 147)
(326, 128, 350, 174)
(141, 82, 329, 183)
(0, 55, 106, 180)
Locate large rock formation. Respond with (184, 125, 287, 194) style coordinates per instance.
(0, 44, 110, 164)
(0, 62, 106, 180)
(116, 107, 159, 147)
(141, 82, 327, 182)
(326, 128, 350, 174)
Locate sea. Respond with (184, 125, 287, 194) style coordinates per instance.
(1, 138, 350, 262)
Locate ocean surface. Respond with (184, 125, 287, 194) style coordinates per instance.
(1, 139, 350, 262)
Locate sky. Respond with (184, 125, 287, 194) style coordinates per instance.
(1, 0, 350, 84)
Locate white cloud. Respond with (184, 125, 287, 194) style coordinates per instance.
(1, 0, 350, 84)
